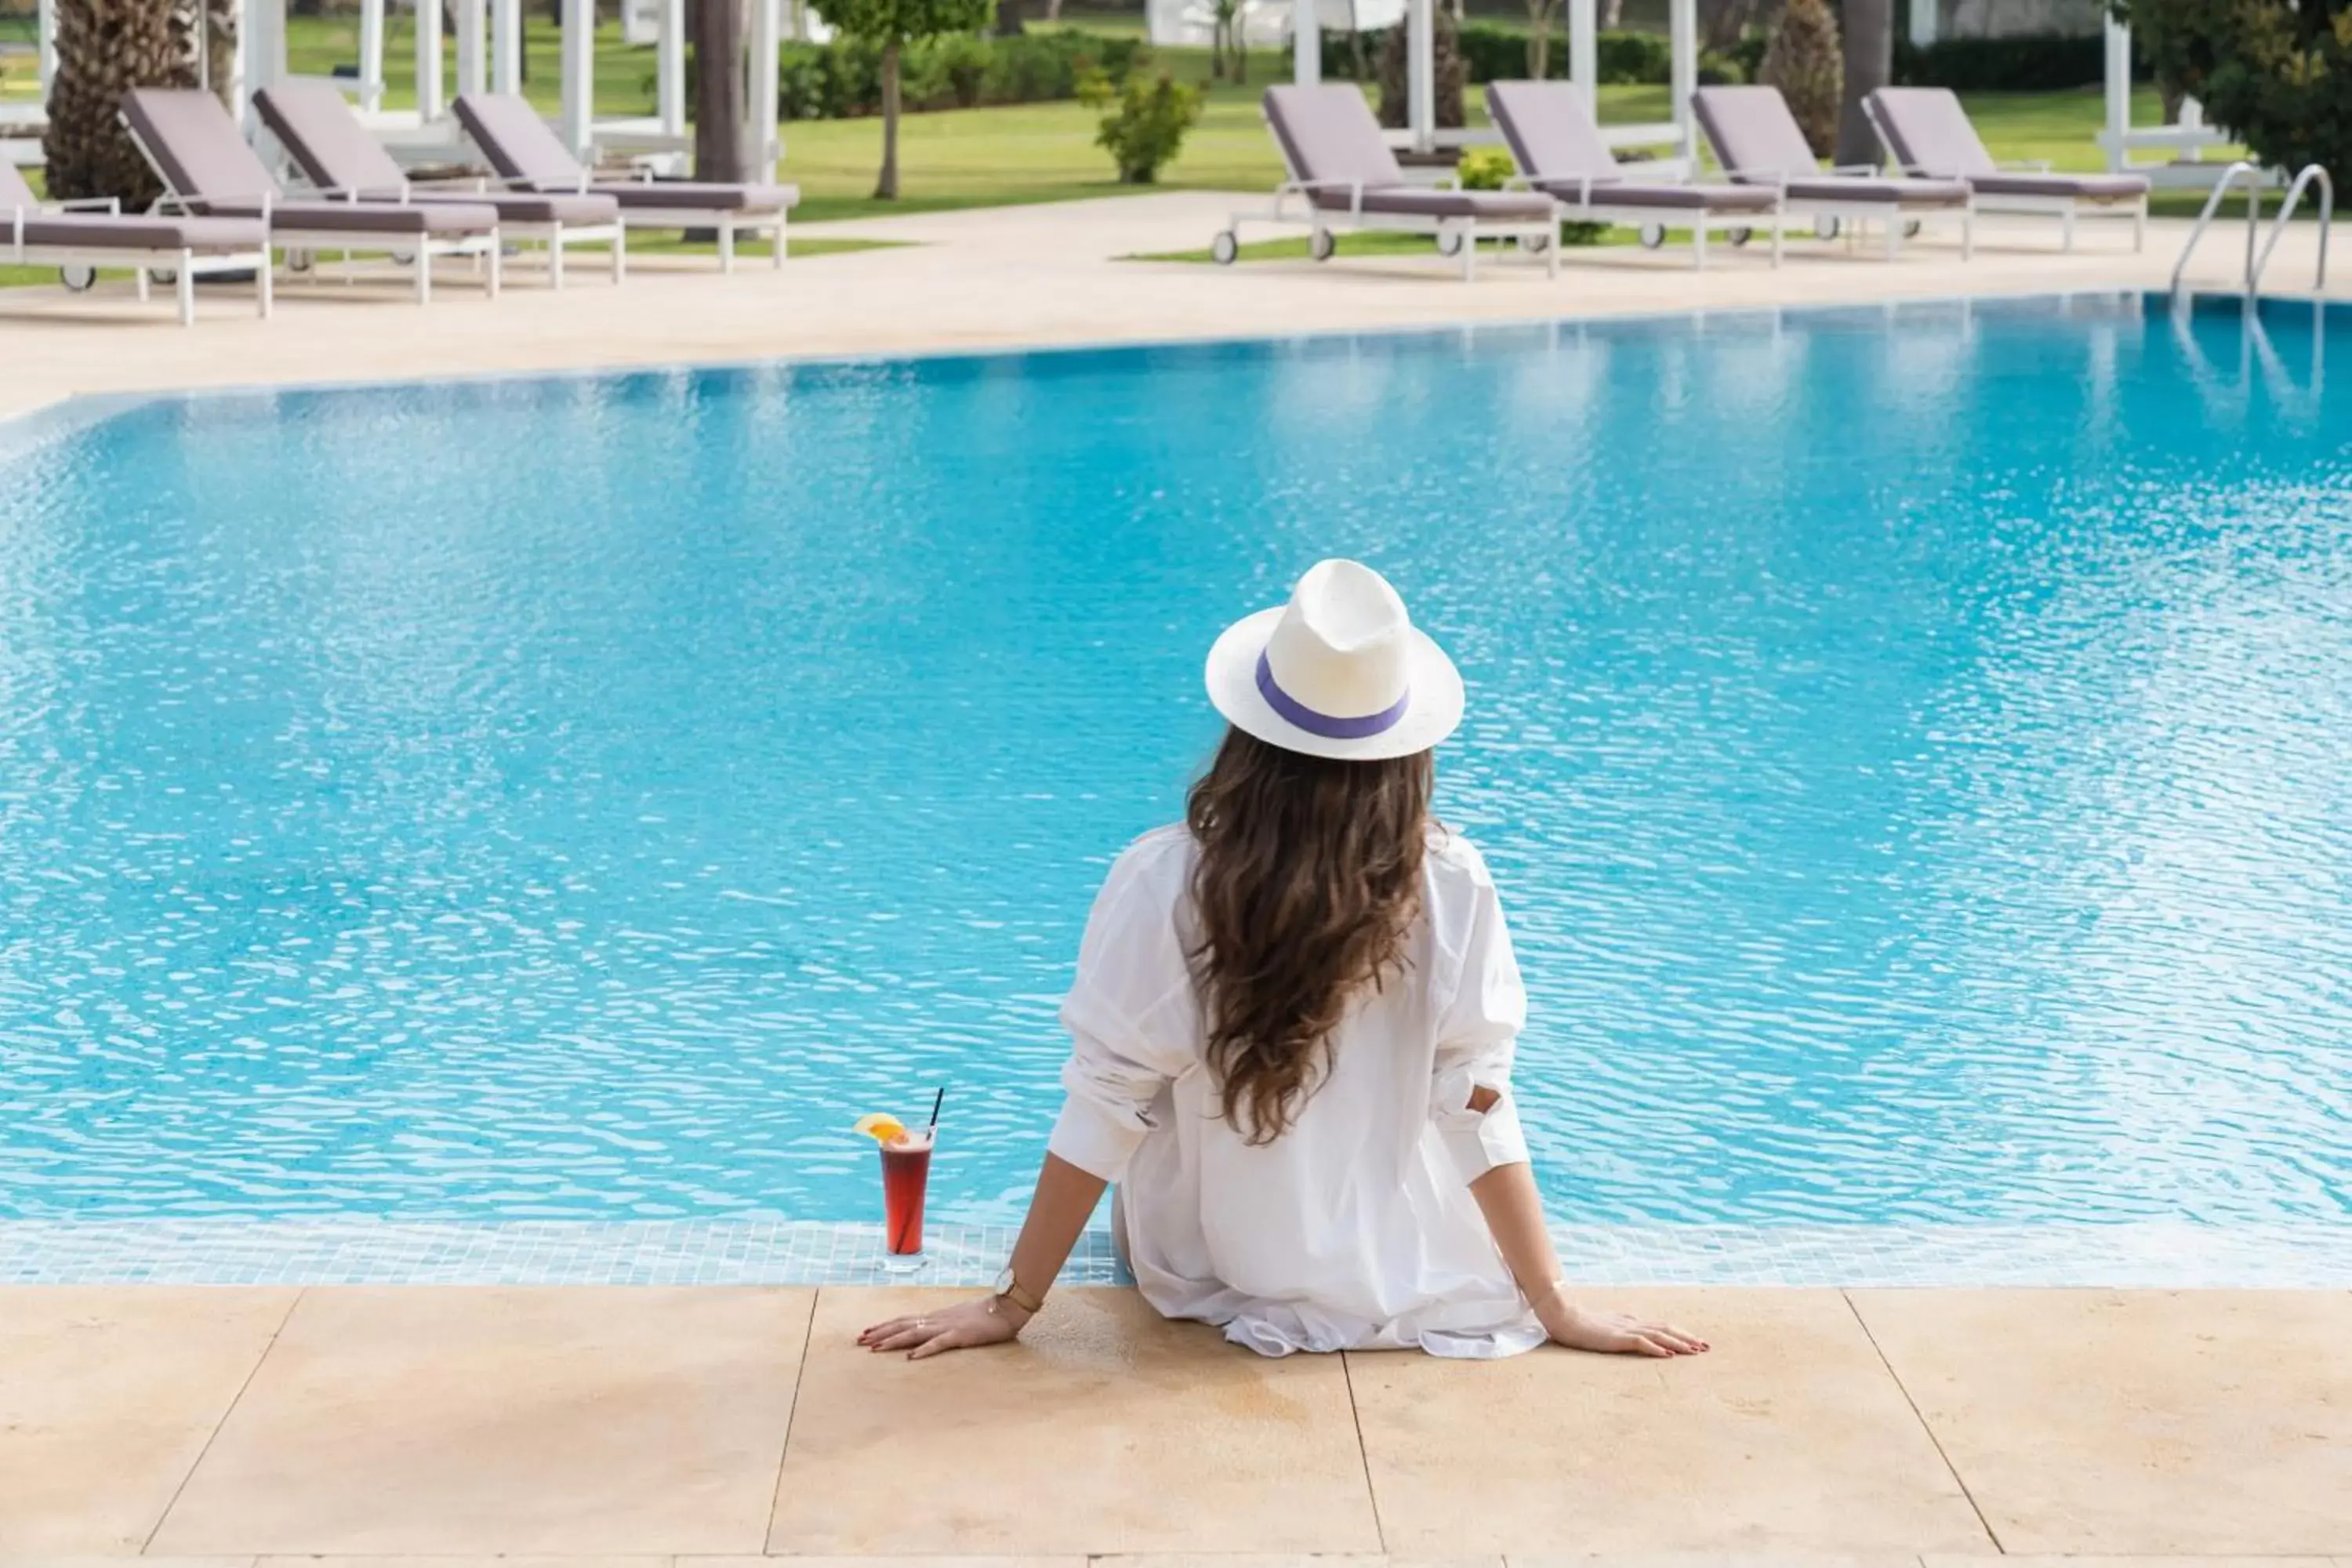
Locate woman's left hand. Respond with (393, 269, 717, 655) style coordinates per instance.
(858, 1295, 1030, 1359)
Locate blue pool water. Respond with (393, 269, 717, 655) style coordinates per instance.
(2, 292, 2348, 1236)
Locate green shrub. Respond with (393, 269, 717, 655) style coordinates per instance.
(1322, 23, 1679, 85)
(1700, 30, 1767, 84)
(2114, 0, 2350, 180)
(735, 27, 1144, 120)
(1457, 144, 1606, 244)
(1087, 70, 1203, 183)
(1891, 34, 2114, 91)
(1761, 0, 1842, 157)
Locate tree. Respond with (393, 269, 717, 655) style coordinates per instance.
(1761, 0, 1841, 158)
(811, 0, 989, 197)
(1699, 0, 1765, 52)
(695, 0, 753, 186)
(2118, 0, 2352, 181)
(1525, 0, 1561, 78)
(45, 0, 231, 205)
(1836, 0, 1891, 165)
(994, 0, 1022, 34)
(1377, 2, 1464, 129)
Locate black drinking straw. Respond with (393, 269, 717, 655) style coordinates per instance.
(927, 1086, 946, 1130)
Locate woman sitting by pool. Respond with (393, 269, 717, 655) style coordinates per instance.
(861, 561, 1708, 1362)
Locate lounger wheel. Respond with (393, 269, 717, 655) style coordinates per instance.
(1903, 220, 1922, 238)
(1434, 230, 1465, 257)
(59, 263, 96, 292)
(1813, 215, 1841, 241)
(1516, 230, 1550, 255)
(147, 266, 177, 285)
(390, 249, 418, 267)
(1308, 228, 1336, 262)
(1210, 230, 1240, 265)
(1726, 227, 1754, 248)
(288, 249, 315, 274)
(1638, 223, 1667, 250)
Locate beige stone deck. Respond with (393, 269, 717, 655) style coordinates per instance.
(4, 192, 2348, 1565)
(0, 191, 2343, 425)
(5, 1285, 2351, 1560)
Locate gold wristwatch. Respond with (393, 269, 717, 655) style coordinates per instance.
(993, 1265, 1045, 1318)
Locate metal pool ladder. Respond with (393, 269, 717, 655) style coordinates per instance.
(2171, 160, 2334, 300)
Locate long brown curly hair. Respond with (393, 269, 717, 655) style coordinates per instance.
(1185, 727, 1435, 1144)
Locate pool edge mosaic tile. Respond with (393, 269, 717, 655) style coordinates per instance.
(5, 1219, 2347, 1288)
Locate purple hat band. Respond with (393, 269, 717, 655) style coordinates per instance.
(1255, 651, 1411, 741)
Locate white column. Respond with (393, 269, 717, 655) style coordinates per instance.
(492, 0, 523, 93)
(456, 0, 486, 98)
(1406, 0, 1433, 153)
(35, 0, 55, 100)
(416, 0, 445, 121)
(1668, 0, 1696, 162)
(2103, 15, 2130, 173)
(229, 0, 249, 122)
(561, 0, 593, 158)
(658, 0, 686, 136)
(241, 0, 284, 132)
(1907, 0, 1935, 47)
(1291, 0, 1319, 85)
(748, 0, 780, 179)
(1568, 0, 1595, 116)
(358, 0, 384, 112)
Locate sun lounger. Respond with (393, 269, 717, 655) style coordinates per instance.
(1213, 85, 1561, 281)
(256, 81, 624, 287)
(1693, 85, 1973, 260)
(1864, 86, 2147, 252)
(121, 89, 500, 304)
(2, 158, 270, 325)
(1486, 79, 1783, 269)
(452, 93, 795, 271)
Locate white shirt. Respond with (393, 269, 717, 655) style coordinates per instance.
(1048, 823, 1547, 1359)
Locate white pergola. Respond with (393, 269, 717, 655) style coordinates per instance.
(16, 0, 787, 180)
(1290, 0, 1700, 172)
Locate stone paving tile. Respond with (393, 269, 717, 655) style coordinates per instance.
(1514, 1558, 1930, 1568)
(0, 1559, 258, 1567)
(149, 1287, 813, 1556)
(0, 1288, 296, 1555)
(1351, 1290, 1992, 1556)
(768, 1287, 1379, 1556)
(692, 1559, 1083, 1568)
(256, 1559, 670, 1568)
(1924, 1559, 2339, 1567)
(1855, 1290, 2352, 1555)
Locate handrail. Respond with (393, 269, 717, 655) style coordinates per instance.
(2169, 160, 2263, 299)
(2249, 163, 2332, 296)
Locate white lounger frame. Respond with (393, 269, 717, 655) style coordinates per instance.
(1216, 120, 1560, 282)
(5, 198, 273, 325)
(311, 173, 626, 289)
(1732, 165, 1975, 261)
(1862, 100, 2147, 253)
(466, 156, 786, 274)
(1504, 172, 1787, 270)
(122, 112, 502, 306)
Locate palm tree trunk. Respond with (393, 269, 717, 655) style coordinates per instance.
(695, 0, 751, 182)
(1835, 0, 1891, 167)
(45, 0, 180, 205)
(875, 39, 902, 199)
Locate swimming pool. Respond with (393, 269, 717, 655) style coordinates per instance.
(3, 292, 2347, 1283)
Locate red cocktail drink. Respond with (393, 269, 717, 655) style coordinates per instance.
(880, 1128, 935, 1257)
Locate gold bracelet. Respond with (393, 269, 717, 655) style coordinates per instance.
(996, 1274, 1046, 1318)
(1528, 1274, 1572, 1313)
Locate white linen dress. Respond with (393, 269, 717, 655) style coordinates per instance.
(1047, 822, 1548, 1359)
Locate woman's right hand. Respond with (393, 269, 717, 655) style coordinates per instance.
(858, 1294, 1031, 1359)
(1540, 1300, 1709, 1358)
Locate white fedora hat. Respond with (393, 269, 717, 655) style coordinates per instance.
(1205, 560, 1465, 762)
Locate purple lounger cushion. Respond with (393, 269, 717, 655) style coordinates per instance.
(1, 161, 265, 251)
(1693, 85, 1970, 206)
(1867, 87, 2148, 201)
(452, 93, 797, 214)
(1486, 79, 1776, 212)
(256, 82, 619, 225)
(1261, 85, 1553, 220)
(121, 89, 501, 235)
